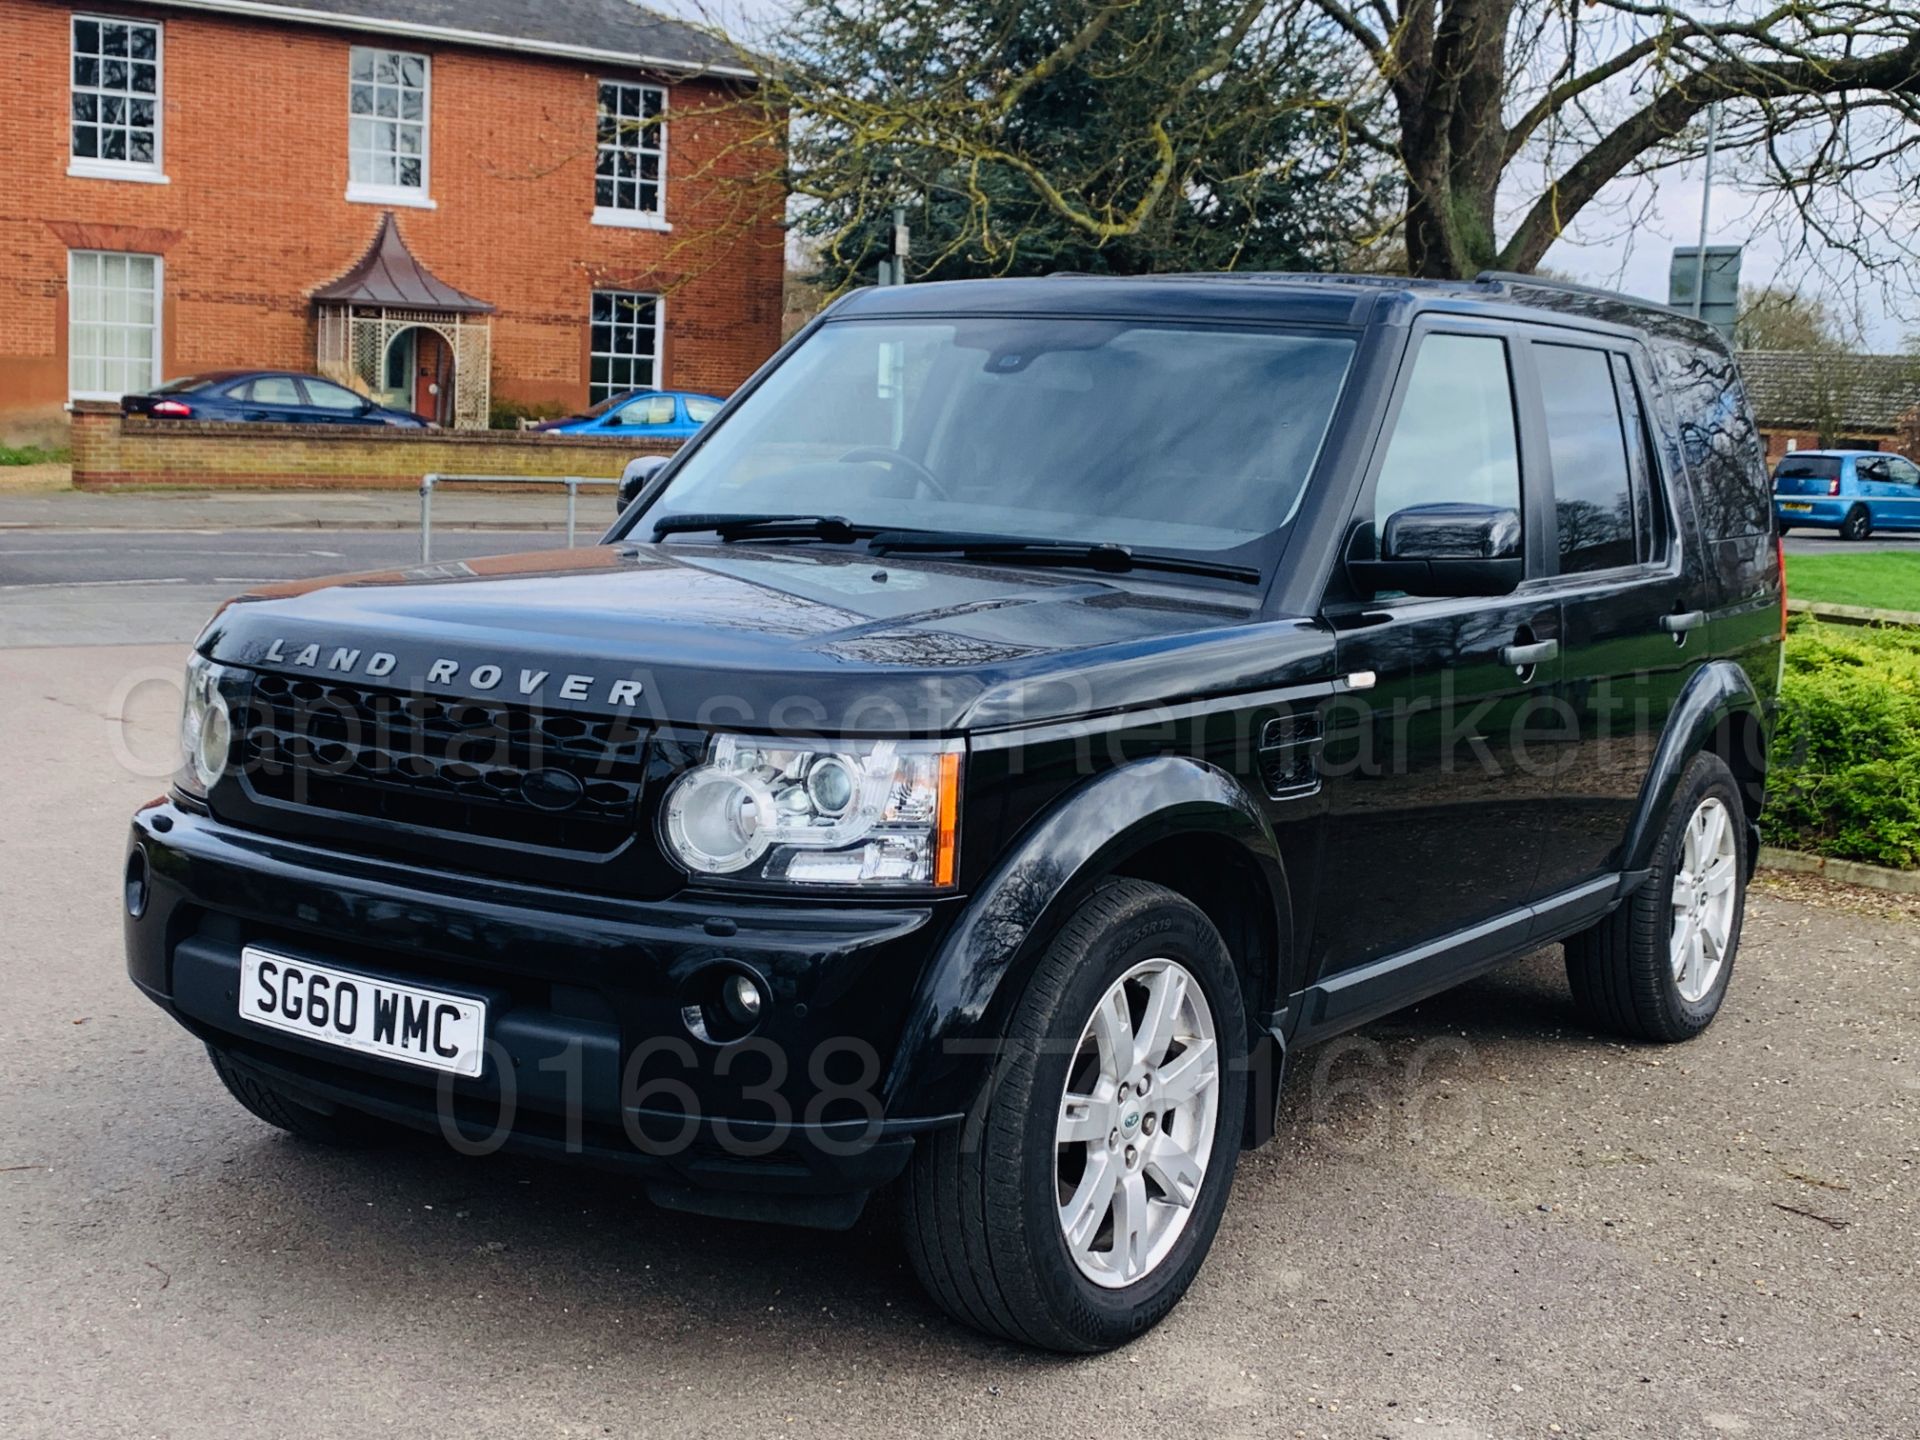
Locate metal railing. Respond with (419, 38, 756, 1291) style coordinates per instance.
(417, 472, 615, 563)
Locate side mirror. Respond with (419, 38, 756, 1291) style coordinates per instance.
(617, 454, 671, 513)
(1348, 502, 1523, 598)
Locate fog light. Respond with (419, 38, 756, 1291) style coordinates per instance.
(680, 964, 770, 1045)
(722, 973, 764, 1026)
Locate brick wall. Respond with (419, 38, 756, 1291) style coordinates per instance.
(0, 0, 785, 438)
(69, 402, 679, 489)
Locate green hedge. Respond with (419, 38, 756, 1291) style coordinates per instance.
(1765, 619, 1920, 869)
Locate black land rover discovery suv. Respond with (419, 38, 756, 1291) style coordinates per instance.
(127, 273, 1783, 1351)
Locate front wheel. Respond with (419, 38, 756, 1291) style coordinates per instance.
(207, 1045, 393, 1147)
(901, 880, 1247, 1351)
(1841, 504, 1873, 542)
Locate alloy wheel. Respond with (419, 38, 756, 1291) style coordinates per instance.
(1669, 796, 1738, 1004)
(1055, 957, 1220, 1289)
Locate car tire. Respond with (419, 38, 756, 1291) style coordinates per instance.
(1841, 505, 1873, 542)
(207, 1045, 392, 1147)
(900, 879, 1247, 1352)
(1775, 523, 1792, 535)
(1564, 752, 1747, 1042)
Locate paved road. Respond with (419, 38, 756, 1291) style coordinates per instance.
(2, 595, 1917, 1435)
(1784, 531, 1920, 556)
(0, 528, 559, 646)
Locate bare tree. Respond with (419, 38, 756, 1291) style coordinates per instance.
(1734, 285, 1847, 351)
(722, 1, 1920, 290)
(1301, 0, 1920, 280)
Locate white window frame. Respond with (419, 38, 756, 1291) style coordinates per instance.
(67, 250, 164, 401)
(346, 45, 434, 209)
(591, 79, 670, 231)
(68, 14, 168, 184)
(588, 290, 663, 404)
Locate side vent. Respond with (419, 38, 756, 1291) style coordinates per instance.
(1258, 711, 1324, 799)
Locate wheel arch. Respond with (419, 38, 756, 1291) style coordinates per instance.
(1621, 660, 1767, 878)
(884, 755, 1294, 1133)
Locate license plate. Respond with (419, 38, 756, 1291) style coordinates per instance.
(238, 947, 486, 1078)
(1780, 502, 1813, 512)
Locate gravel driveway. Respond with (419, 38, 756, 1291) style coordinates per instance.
(3, 643, 1914, 1439)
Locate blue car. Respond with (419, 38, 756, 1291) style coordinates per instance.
(1773, 449, 1920, 541)
(534, 388, 722, 438)
(122, 370, 431, 427)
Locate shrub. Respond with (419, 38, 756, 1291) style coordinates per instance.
(488, 397, 569, 431)
(1765, 619, 1920, 868)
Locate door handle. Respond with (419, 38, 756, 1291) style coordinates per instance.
(1500, 638, 1559, 668)
(1662, 610, 1707, 634)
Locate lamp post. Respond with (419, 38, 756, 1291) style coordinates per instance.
(1690, 102, 1719, 320)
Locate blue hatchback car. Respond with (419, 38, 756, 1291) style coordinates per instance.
(534, 388, 722, 438)
(1773, 449, 1920, 541)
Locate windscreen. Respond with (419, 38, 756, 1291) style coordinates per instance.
(641, 318, 1357, 554)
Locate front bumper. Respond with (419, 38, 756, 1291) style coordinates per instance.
(125, 798, 967, 1225)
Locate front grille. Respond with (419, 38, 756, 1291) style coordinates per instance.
(241, 673, 648, 853)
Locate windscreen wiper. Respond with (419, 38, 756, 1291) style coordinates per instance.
(867, 531, 1262, 584)
(650, 513, 880, 543)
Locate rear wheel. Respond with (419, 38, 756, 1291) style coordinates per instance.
(1841, 504, 1873, 542)
(901, 880, 1247, 1351)
(207, 1045, 392, 1147)
(1565, 753, 1746, 1042)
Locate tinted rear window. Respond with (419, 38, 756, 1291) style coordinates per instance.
(1774, 456, 1841, 480)
(1654, 341, 1772, 537)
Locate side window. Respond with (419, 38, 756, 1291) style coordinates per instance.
(250, 376, 302, 406)
(1887, 457, 1920, 489)
(1371, 333, 1521, 546)
(1610, 353, 1662, 562)
(302, 379, 367, 412)
(1535, 343, 1639, 573)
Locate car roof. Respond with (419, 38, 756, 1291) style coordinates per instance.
(1778, 450, 1890, 460)
(828, 271, 1729, 351)
(176, 369, 319, 385)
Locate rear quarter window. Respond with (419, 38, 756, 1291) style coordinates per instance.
(1654, 340, 1772, 537)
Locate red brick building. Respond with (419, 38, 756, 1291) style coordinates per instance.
(1738, 350, 1920, 464)
(0, 0, 785, 442)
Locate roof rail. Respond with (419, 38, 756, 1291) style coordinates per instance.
(1473, 269, 1687, 316)
(1043, 270, 1487, 292)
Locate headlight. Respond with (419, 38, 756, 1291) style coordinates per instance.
(661, 736, 960, 888)
(178, 653, 234, 797)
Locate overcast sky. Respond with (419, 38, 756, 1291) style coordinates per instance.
(650, 0, 1913, 350)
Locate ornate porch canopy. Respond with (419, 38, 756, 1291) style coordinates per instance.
(313, 212, 495, 429)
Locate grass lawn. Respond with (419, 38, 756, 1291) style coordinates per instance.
(1785, 551, 1920, 613)
(0, 443, 69, 466)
